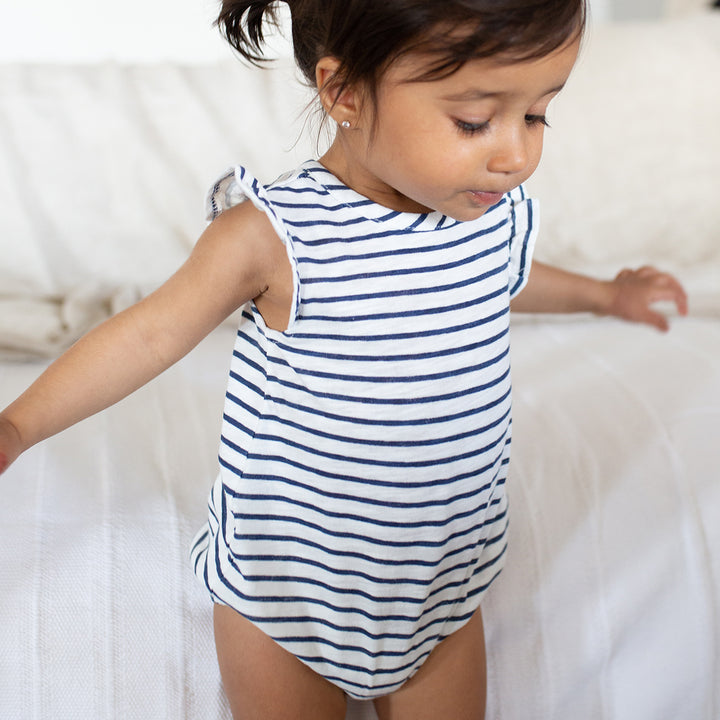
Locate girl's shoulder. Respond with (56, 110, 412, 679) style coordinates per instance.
(204, 163, 316, 259)
(206, 162, 319, 222)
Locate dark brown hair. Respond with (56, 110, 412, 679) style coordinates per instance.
(218, 0, 586, 105)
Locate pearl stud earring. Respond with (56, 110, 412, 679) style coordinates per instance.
(341, 120, 351, 129)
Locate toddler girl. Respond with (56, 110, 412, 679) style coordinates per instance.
(0, 1, 687, 718)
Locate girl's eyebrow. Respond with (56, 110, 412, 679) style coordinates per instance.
(441, 83, 567, 102)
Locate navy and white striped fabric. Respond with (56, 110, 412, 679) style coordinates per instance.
(191, 161, 538, 699)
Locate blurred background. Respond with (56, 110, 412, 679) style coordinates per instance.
(0, 0, 712, 64)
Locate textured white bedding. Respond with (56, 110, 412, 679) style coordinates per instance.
(1, 317, 718, 719)
(491, 316, 720, 719)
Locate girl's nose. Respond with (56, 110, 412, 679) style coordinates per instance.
(486, 127, 530, 175)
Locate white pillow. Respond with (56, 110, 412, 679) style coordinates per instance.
(0, 58, 314, 299)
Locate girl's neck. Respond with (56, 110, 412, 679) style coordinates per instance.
(319, 140, 434, 215)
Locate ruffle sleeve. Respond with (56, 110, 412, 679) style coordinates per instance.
(205, 166, 301, 329)
(505, 184, 539, 299)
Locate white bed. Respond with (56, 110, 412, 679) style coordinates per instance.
(1, 9, 719, 720)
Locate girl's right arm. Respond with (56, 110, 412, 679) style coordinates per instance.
(0, 201, 288, 474)
(511, 261, 688, 331)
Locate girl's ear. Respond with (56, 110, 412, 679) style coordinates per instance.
(315, 57, 362, 128)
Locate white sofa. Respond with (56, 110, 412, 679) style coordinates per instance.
(1, 10, 719, 720)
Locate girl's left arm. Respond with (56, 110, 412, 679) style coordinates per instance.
(511, 261, 689, 331)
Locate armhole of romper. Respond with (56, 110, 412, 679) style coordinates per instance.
(206, 166, 302, 332)
(506, 184, 540, 300)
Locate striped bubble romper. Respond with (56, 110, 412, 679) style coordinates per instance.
(190, 161, 538, 700)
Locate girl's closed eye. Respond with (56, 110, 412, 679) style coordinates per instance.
(455, 119, 490, 136)
(525, 114, 551, 128)
(455, 115, 550, 136)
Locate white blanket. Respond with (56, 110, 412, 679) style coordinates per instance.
(2, 317, 718, 719)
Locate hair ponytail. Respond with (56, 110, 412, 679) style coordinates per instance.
(217, 0, 327, 85)
(216, 0, 285, 65)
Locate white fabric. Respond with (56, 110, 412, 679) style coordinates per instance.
(0, 285, 140, 360)
(487, 317, 720, 719)
(1, 318, 719, 719)
(0, 59, 314, 300)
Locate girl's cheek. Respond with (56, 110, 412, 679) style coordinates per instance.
(0, 452, 8, 474)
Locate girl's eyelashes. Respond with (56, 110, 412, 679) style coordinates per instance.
(454, 119, 490, 136)
(525, 114, 550, 128)
(454, 115, 550, 136)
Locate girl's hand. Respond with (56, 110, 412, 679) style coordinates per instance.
(511, 261, 688, 332)
(0, 416, 23, 475)
(606, 266, 689, 332)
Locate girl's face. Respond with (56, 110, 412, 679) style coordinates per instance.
(321, 36, 580, 222)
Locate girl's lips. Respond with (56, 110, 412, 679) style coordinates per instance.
(469, 190, 504, 206)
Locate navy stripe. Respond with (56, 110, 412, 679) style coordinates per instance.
(236, 359, 510, 407)
(227, 550, 484, 588)
(301, 285, 507, 322)
(236, 564, 487, 607)
(222, 388, 511, 450)
(283, 631, 438, 662)
(302, 241, 506, 286)
(222, 409, 509, 471)
(301, 263, 506, 305)
(219, 436, 504, 489)
(266, 325, 508, 364)
(226, 593, 472, 640)
(221, 459, 509, 508)
(231, 489, 501, 532)
(290, 217, 461, 244)
(232, 498, 505, 551)
(271, 197, 376, 211)
(225, 505, 507, 569)
(222, 422, 508, 471)
(224, 460, 506, 510)
(295, 221, 504, 264)
(225, 367, 511, 428)
(286, 214, 371, 229)
(273, 308, 508, 346)
(255, 341, 509, 389)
